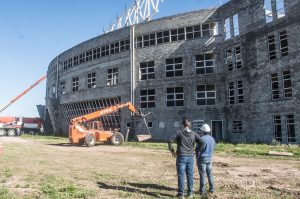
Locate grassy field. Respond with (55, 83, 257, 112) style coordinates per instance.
(0, 135, 299, 199)
(124, 141, 300, 159)
(21, 135, 300, 159)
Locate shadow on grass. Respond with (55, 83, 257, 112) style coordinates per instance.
(47, 143, 76, 147)
(127, 182, 176, 192)
(47, 143, 111, 147)
(97, 182, 176, 198)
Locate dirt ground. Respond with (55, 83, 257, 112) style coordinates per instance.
(0, 137, 300, 199)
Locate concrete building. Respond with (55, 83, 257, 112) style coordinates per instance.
(45, 0, 300, 144)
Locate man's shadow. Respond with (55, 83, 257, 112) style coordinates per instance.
(97, 182, 176, 198)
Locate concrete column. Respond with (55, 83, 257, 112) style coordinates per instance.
(130, 25, 136, 106)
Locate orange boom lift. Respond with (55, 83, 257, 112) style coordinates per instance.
(69, 101, 151, 146)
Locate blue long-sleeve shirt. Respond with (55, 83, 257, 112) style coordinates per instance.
(196, 135, 216, 161)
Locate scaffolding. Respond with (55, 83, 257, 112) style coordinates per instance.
(105, 0, 163, 33)
(61, 97, 121, 129)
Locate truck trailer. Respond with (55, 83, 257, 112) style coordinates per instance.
(0, 116, 43, 136)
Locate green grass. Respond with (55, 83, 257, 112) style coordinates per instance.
(0, 186, 16, 199)
(124, 141, 300, 159)
(123, 142, 169, 150)
(21, 135, 68, 143)
(4, 169, 13, 178)
(216, 142, 300, 158)
(22, 135, 300, 159)
(37, 175, 95, 199)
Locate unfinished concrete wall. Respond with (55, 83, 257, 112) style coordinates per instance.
(45, 0, 300, 144)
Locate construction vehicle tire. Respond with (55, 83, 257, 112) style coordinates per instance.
(110, 132, 124, 146)
(78, 138, 85, 146)
(0, 129, 6, 136)
(7, 129, 16, 136)
(84, 134, 95, 147)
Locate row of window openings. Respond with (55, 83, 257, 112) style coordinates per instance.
(61, 22, 219, 71)
(60, 23, 219, 71)
(230, 117, 299, 135)
(56, 17, 237, 74)
(52, 0, 286, 74)
(64, 68, 291, 102)
(140, 83, 243, 108)
(128, 119, 243, 135)
(59, 69, 119, 94)
(59, 55, 214, 94)
(141, 49, 244, 79)
(127, 120, 196, 129)
(140, 53, 215, 80)
(59, 53, 217, 95)
(136, 22, 219, 48)
(52, 31, 286, 78)
(61, 39, 130, 71)
(137, 15, 241, 47)
(131, 114, 296, 143)
(271, 70, 292, 99)
(59, 51, 240, 94)
(59, 19, 235, 72)
(58, 29, 288, 79)
(273, 114, 296, 143)
(140, 86, 216, 108)
(264, 0, 286, 23)
(225, 0, 286, 40)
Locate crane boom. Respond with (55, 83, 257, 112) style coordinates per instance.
(0, 75, 47, 114)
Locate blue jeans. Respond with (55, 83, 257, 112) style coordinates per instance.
(176, 156, 194, 196)
(197, 159, 214, 193)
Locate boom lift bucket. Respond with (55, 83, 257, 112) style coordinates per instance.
(136, 112, 152, 142)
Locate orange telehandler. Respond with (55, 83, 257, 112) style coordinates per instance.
(69, 101, 151, 146)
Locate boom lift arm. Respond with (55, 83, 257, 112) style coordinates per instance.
(70, 102, 139, 125)
(0, 75, 46, 114)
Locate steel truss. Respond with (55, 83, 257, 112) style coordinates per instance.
(105, 0, 163, 33)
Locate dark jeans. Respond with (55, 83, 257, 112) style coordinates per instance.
(176, 156, 194, 196)
(197, 158, 215, 193)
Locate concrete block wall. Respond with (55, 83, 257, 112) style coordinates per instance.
(45, 0, 300, 143)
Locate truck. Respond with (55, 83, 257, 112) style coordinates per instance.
(0, 116, 43, 136)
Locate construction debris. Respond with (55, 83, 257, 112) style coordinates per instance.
(268, 151, 294, 157)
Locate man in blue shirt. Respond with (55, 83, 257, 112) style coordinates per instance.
(195, 124, 216, 195)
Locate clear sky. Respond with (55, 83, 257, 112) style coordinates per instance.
(0, 0, 222, 117)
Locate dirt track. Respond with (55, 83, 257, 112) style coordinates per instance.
(0, 137, 300, 199)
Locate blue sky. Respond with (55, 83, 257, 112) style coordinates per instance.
(0, 0, 222, 117)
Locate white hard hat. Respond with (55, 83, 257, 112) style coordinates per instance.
(200, 124, 211, 133)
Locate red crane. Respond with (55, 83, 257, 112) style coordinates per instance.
(0, 75, 47, 114)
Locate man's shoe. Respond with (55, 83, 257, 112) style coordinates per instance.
(208, 190, 215, 195)
(176, 194, 184, 199)
(198, 191, 206, 196)
(187, 194, 193, 198)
